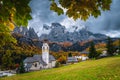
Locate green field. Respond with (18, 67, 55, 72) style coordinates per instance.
(1, 56, 120, 80)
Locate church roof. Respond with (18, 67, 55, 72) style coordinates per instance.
(23, 57, 37, 63)
(24, 54, 56, 65)
(33, 54, 56, 62)
(49, 55, 56, 61)
(25, 63, 32, 68)
(33, 55, 47, 65)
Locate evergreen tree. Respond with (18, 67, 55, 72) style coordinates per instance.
(18, 61, 25, 73)
(68, 53, 72, 57)
(106, 37, 114, 56)
(118, 39, 120, 55)
(55, 61, 61, 68)
(89, 41, 97, 59)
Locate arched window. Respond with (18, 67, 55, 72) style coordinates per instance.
(34, 63, 37, 67)
(47, 46, 49, 50)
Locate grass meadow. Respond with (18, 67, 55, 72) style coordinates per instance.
(1, 56, 120, 80)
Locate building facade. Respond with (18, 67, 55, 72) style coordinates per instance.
(24, 42, 56, 71)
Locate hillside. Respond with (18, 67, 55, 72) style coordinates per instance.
(13, 26, 119, 52)
(1, 56, 120, 80)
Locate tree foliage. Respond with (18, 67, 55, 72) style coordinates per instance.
(58, 55, 66, 64)
(0, 0, 31, 27)
(68, 53, 72, 57)
(50, 0, 112, 20)
(0, 24, 16, 48)
(0, 0, 31, 48)
(118, 39, 120, 55)
(1, 50, 13, 70)
(18, 61, 25, 73)
(89, 41, 98, 59)
(106, 37, 114, 56)
(0, 37, 41, 70)
(55, 61, 61, 68)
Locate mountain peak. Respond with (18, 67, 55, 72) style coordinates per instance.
(14, 27, 39, 39)
(40, 23, 107, 42)
(51, 23, 62, 27)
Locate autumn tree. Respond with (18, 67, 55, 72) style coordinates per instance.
(50, 0, 112, 20)
(0, 0, 31, 27)
(1, 50, 14, 70)
(0, 0, 32, 47)
(0, 0, 112, 47)
(58, 55, 66, 64)
(0, 24, 16, 48)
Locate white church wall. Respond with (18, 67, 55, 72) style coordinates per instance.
(48, 63, 52, 68)
(30, 62, 41, 71)
(51, 61, 56, 67)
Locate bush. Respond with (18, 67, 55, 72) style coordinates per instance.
(55, 61, 61, 68)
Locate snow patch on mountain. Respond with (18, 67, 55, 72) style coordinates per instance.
(40, 23, 107, 42)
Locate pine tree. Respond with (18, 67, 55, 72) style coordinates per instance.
(89, 41, 97, 59)
(118, 39, 120, 55)
(55, 61, 61, 68)
(18, 61, 25, 73)
(106, 37, 114, 56)
(68, 53, 72, 57)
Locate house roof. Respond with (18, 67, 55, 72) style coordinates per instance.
(67, 57, 78, 62)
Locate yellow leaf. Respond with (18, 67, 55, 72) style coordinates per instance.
(9, 22, 15, 31)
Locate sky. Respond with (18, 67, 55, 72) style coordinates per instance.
(28, 0, 120, 37)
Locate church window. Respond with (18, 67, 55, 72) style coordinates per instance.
(34, 63, 37, 67)
(47, 47, 49, 50)
(43, 47, 45, 50)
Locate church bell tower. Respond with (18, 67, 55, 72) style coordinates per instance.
(42, 42, 49, 64)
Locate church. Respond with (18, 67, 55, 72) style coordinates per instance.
(23, 42, 56, 71)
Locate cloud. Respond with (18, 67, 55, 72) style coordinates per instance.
(102, 31, 120, 38)
(28, 0, 66, 35)
(85, 0, 120, 34)
(60, 18, 85, 30)
(28, 0, 120, 37)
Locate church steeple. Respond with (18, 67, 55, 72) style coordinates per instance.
(42, 42, 49, 64)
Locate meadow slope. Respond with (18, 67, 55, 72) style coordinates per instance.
(1, 56, 120, 80)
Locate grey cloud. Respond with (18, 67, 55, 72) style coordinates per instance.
(29, 0, 65, 25)
(28, 0, 120, 37)
(28, 0, 67, 35)
(86, 0, 120, 33)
